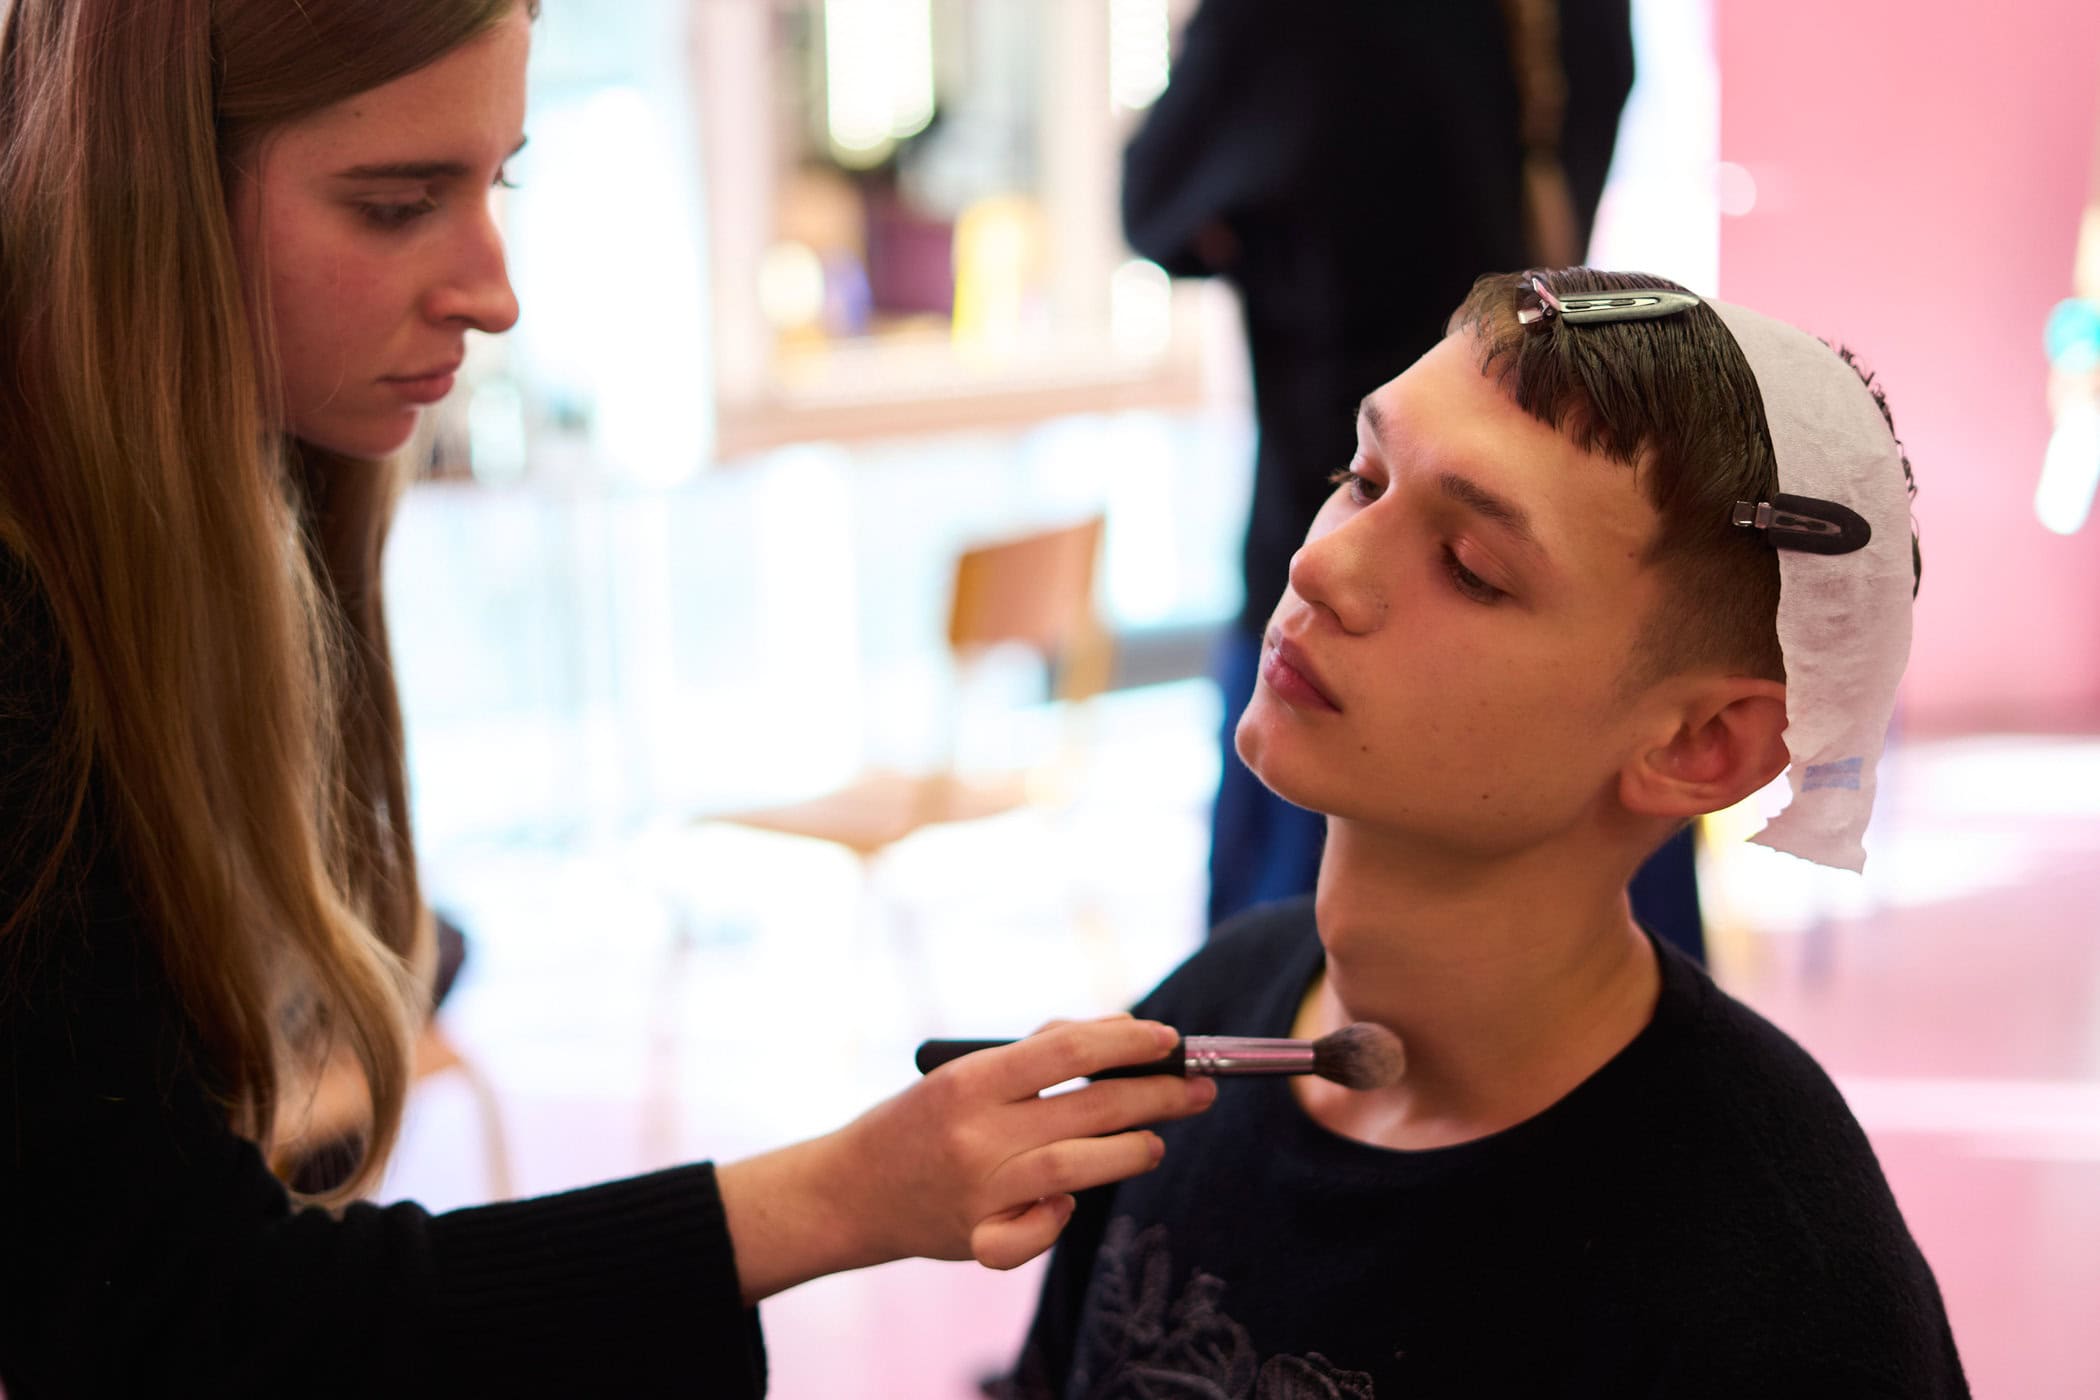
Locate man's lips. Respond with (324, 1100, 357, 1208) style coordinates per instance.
(1261, 633, 1341, 712)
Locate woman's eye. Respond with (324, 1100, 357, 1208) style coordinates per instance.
(358, 199, 436, 230)
(494, 167, 520, 191)
(1443, 547, 1506, 604)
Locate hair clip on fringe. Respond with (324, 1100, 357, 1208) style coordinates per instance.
(1516, 275, 1566, 326)
(1518, 274, 1703, 328)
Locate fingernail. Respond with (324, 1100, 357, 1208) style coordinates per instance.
(1187, 1077, 1218, 1108)
(1148, 1132, 1166, 1164)
(1151, 1022, 1179, 1050)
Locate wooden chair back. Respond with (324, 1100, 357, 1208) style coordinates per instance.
(945, 514, 1110, 701)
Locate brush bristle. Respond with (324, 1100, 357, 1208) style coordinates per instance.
(1311, 1022, 1406, 1090)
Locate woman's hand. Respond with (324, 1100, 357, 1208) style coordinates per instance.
(717, 1017, 1215, 1304)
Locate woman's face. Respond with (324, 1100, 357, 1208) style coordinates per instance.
(227, 7, 530, 459)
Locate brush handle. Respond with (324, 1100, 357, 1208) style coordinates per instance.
(1182, 1036, 1317, 1076)
(913, 1038, 1187, 1078)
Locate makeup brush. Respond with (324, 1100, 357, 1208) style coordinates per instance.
(914, 1022, 1406, 1091)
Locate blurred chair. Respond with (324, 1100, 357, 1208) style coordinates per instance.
(691, 514, 1114, 1028)
(705, 512, 1112, 860)
(634, 514, 1117, 1116)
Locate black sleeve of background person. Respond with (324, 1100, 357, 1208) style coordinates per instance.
(1120, 0, 1321, 276)
(0, 550, 764, 1398)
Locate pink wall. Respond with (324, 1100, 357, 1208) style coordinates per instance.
(1718, 2, 2100, 730)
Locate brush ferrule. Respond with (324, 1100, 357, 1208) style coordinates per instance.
(1182, 1036, 1316, 1076)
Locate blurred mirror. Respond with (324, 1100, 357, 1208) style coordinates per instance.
(696, 0, 1204, 456)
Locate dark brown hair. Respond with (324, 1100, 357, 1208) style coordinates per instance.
(1454, 268, 1789, 685)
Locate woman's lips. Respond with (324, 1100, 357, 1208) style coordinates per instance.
(1261, 634, 1341, 712)
(382, 371, 457, 404)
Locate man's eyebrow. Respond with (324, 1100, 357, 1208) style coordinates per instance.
(1435, 471, 1542, 555)
(1356, 395, 1546, 558)
(333, 136, 528, 181)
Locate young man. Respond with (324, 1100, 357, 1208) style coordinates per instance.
(1002, 269, 1967, 1397)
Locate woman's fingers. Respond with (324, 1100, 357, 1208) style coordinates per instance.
(970, 1194, 1077, 1271)
(976, 1018, 1178, 1102)
(986, 1129, 1167, 1214)
(1025, 1012, 1133, 1036)
(1022, 1072, 1216, 1143)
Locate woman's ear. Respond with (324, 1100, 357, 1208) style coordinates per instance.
(1619, 678, 1790, 820)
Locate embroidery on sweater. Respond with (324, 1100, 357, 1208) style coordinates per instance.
(1004, 1216, 1376, 1399)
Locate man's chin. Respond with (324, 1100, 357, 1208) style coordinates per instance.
(1235, 738, 1331, 821)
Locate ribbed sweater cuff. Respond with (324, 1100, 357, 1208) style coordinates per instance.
(424, 1162, 765, 1395)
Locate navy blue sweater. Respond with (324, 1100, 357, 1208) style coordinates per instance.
(1008, 898, 1969, 1398)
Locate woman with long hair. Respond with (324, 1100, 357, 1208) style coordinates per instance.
(0, 1, 1211, 1391)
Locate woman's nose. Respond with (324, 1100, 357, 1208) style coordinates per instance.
(425, 210, 519, 334)
(1286, 507, 1385, 635)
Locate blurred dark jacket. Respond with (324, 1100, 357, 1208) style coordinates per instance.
(1123, 0, 1636, 631)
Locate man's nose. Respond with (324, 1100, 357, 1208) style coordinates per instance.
(1286, 510, 1384, 635)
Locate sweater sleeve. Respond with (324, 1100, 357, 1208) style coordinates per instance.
(0, 556, 766, 1397)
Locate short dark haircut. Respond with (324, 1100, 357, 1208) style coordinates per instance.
(1452, 268, 1914, 689)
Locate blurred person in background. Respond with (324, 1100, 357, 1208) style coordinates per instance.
(0, 1, 1212, 1393)
(1122, 0, 1711, 957)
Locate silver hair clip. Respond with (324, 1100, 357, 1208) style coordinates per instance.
(1732, 495, 1873, 556)
(1516, 275, 1566, 325)
(1518, 275, 1703, 327)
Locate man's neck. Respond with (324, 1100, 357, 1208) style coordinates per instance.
(1290, 819, 1664, 1151)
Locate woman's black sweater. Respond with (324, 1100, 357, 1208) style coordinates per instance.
(1, 551, 765, 1396)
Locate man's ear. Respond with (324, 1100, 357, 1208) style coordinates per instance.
(1619, 678, 1790, 820)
